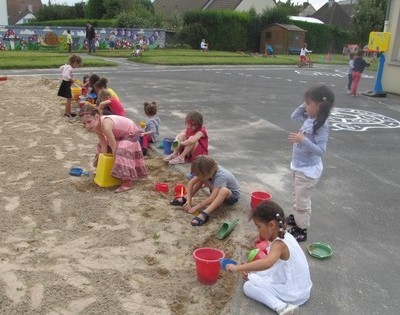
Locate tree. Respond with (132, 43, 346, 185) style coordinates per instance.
(86, 0, 106, 19)
(275, 0, 301, 16)
(36, 2, 85, 21)
(113, 2, 160, 28)
(103, 0, 129, 18)
(352, 0, 387, 45)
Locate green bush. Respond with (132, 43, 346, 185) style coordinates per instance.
(182, 10, 251, 51)
(291, 21, 350, 54)
(27, 19, 115, 27)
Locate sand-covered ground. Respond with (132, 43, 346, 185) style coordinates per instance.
(0, 77, 255, 314)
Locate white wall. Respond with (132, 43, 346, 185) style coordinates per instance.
(236, 0, 275, 14)
(0, 0, 8, 25)
(382, 0, 400, 95)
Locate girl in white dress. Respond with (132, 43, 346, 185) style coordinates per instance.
(225, 200, 312, 315)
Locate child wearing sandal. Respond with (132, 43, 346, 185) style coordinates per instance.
(172, 155, 240, 226)
(225, 200, 312, 315)
(164, 111, 208, 165)
(57, 54, 82, 117)
(286, 85, 335, 242)
(79, 105, 148, 193)
(140, 101, 160, 156)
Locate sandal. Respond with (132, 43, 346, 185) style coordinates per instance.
(64, 113, 77, 118)
(191, 211, 210, 226)
(114, 182, 133, 193)
(170, 197, 187, 206)
(286, 214, 296, 226)
(169, 156, 185, 165)
(163, 152, 177, 162)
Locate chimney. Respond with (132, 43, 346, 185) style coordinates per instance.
(303, 2, 309, 8)
(28, 4, 33, 12)
(328, 0, 334, 8)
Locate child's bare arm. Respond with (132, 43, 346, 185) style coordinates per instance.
(226, 241, 286, 273)
(99, 100, 111, 110)
(102, 118, 117, 154)
(181, 131, 204, 146)
(189, 187, 219, 213)
(97, 133, 108, 153)
(183, 177, 202, 210)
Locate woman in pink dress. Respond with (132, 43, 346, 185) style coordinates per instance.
(164, 110, 208, 165)
(80, 105, 148, 193)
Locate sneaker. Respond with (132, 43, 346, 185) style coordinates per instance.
(288, 226, 307, 242)
(279, 304, 299, 315)
(286, 214, 296, 226)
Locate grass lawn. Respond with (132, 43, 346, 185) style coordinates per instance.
(0, 49, 378, 71)
(0, 51, 118, 69)
(129, 49, 352, 66)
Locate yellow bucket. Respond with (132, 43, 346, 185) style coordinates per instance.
(94, 153, 122, 188)
(71, 86, 81, 101)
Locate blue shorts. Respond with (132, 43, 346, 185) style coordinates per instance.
(224, 194, 239, 205)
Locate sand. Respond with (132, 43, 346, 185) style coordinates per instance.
(0, 77, 251, 314)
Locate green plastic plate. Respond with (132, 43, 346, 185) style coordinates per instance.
(307, 242, 333, 259)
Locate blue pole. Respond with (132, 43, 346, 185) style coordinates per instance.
(373, 53, 385, 93)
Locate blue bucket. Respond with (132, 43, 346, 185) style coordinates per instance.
(162, 138, 174, 155)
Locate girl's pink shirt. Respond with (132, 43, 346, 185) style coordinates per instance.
(107, 97, 126, 116)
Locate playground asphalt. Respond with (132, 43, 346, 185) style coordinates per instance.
(2, 57, 400, 315)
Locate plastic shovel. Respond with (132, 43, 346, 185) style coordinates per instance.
(219, 258, 237, 271)
(69, 167, 90, 177)
(216, 219, 240, 240)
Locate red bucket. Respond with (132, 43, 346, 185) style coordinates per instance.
(251, 191, 272, 209)
(174, 183, 187, 198)
(155, 182, 169, 193)
(193, 247, 225, 285)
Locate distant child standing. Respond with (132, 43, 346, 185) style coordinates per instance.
(57, 54, 82, 117)
(347, 52, 355, 93)
(140, 101, 160, 156)
(286, 85, 335, 242)
(163, 111, 208, 165)
(109, 31, 116, 51)
(225, 201, 312, 315)
(351, 50, 370, 96)
(171, 155, 240, 226)
(66, 29, 73, 53)
(97, 89, 126, 116)
(79, 105, 148, 193)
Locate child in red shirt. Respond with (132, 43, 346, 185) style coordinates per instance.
(97, 89, 125, 116)
(164, 111, 208, 165)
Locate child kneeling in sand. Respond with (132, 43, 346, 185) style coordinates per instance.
(225, 200, 312, 315)
(172, 155, 241, 226)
